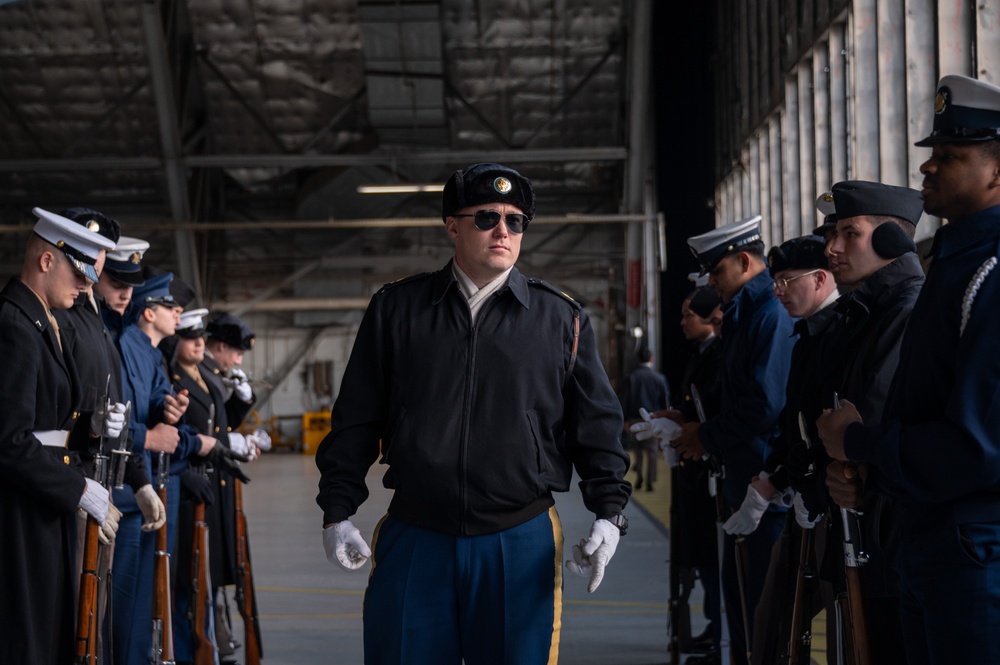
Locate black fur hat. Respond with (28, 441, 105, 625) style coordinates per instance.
(441, 163, 535, 222)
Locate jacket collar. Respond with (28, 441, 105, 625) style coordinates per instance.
(927, 203, 1000, 261)
(432, 260, 530, 309)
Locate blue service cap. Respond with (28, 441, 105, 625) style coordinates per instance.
(32, 207, 116, 283)
(916, 75, 1000, 146)
(687, 215, 763, 274)
(830, 181, 924, 227)
(132, 270, 176, 308)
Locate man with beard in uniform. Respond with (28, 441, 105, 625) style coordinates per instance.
(0, 208, 122, 665)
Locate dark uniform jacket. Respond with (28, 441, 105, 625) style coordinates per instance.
(832, 252, 924, 598)
(316, 261, 630, 536)
(0, 277, 90, 665)
(56, 293, 148, 491)
(765, 297, 844, 496)
(848, 205, 1000, 531)
(675, 334, 723, 568)
(699, 270, 797, 509)
(620, 364, 671, 422)
(168, 349, 252, 586)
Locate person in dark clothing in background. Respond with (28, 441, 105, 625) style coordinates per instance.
(620, 347, 670, 491)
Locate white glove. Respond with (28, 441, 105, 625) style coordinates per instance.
(91, 401, 127, 439)
(225, 368, 252, 402)
(323, 520, 372, 571)
(630, 407, 683, 443)
(228, 432, 250, 457)
(135, 484, 166, 532)
(248, 428, 271, 452)
(793, 492, 822, 530)
(78, 478, 109, 526)
(565, 519, 621, 593)
(99, 502, 122, 545)
(723, 484, 770, 535)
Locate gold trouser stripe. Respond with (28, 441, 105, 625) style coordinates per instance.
(548, 505, 564, 665)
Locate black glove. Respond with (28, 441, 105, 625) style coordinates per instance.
(180, 469, 214, 505)
(207, 444, 251, 484)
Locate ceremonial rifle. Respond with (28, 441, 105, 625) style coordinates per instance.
(234, 467, 262, 664)
(152, 450, 174, 665)
(74, 377, 111, 665)
(690, 383, 731, 665)
(191, 405, 215, 665)
(785, 413, 818, 665)
(832, 394, 872, 665)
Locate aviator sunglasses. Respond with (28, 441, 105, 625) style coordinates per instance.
(452, 210, 530, 234)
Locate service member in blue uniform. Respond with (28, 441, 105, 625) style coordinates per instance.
(819, 75, 1000, 665)
(315, 163, 631, 665)
(674, 216, 796, 665)
(619, 346, 671, 491)
(0, 208, 120, 665)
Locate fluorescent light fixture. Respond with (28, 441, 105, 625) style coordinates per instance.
(356, 183, 445, 194)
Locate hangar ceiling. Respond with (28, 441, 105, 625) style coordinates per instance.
(0, 0, 649, 329)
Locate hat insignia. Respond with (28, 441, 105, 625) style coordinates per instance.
(57, 240, 65, 248)
(934, 87, 949, 115)
(493, 177, 512, 194)
(822, 193, 833, 202)
(130, 252, 141, 264)
(248, 338, 255, 349)
(86, 220, 100, 233)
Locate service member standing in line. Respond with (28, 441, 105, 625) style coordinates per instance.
(55, 209, 167, 664)
(316, 163, 631, 664)
(0, 208, 121, 665)
(673, 216, 796, 665)
(619, 346, 671, 492)
(819, 75, 1000, 665)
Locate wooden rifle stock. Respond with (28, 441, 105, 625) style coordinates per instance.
(191, 500, 213, 665)
(786, 527, 815, 665)
(74, 517, 101, 665)
(152, 455, 174, 665)
(841, 565, 872, 665)
(234, 477, 262, 664)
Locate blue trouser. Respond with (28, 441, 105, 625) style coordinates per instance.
(722, 509, 785, 665)
(897, 521, 1000, 665)
(363, 508, 563, 665)
(105, 476, 181, 665)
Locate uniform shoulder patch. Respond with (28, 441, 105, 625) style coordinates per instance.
(526, 277, 581, 310)
(378, 271, 433, 294)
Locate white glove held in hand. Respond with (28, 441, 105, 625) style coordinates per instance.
(99, 502, 122, 545)
(79, 478, 109, 526)
(793, 492, 822, 530)
(225, 368, 252, 402)
(723, 484, 770, 535)
(630, 407, 683, 443)
(248, 428, 271, 452)
(323, 520, 372, 571)
(228, 432, 250, 457)
(92, 402, 127, 439)
(135, 484, 166, 532)
(565, 519, 621, 593)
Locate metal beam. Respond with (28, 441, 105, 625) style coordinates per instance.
(251, 327, 329, 410)
(0, 147, 627, 173)
(140, 0, 202, 299)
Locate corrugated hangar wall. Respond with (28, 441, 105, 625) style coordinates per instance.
(708, 0, 1000, 249)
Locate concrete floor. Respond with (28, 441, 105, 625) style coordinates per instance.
(230, 452, 687, 665)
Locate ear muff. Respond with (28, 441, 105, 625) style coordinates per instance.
(871, 222, 916, 260)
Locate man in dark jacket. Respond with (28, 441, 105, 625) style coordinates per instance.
(620, 347, 670, 491)
(0, 208, 120, 665)
(315, 163, 631, 664)
(821, 179, 925, 665)
(820, 75, 1000, 665)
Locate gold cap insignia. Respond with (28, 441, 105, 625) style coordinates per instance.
(823, 193, 833, 202)
(57, 240, 65, 248)
(248, 338, 255, 349)
(86, 220, 100, 233)
(493, 177, 512, 194)
(934, 89, 949, 115)
(130, 252, 141, 264)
